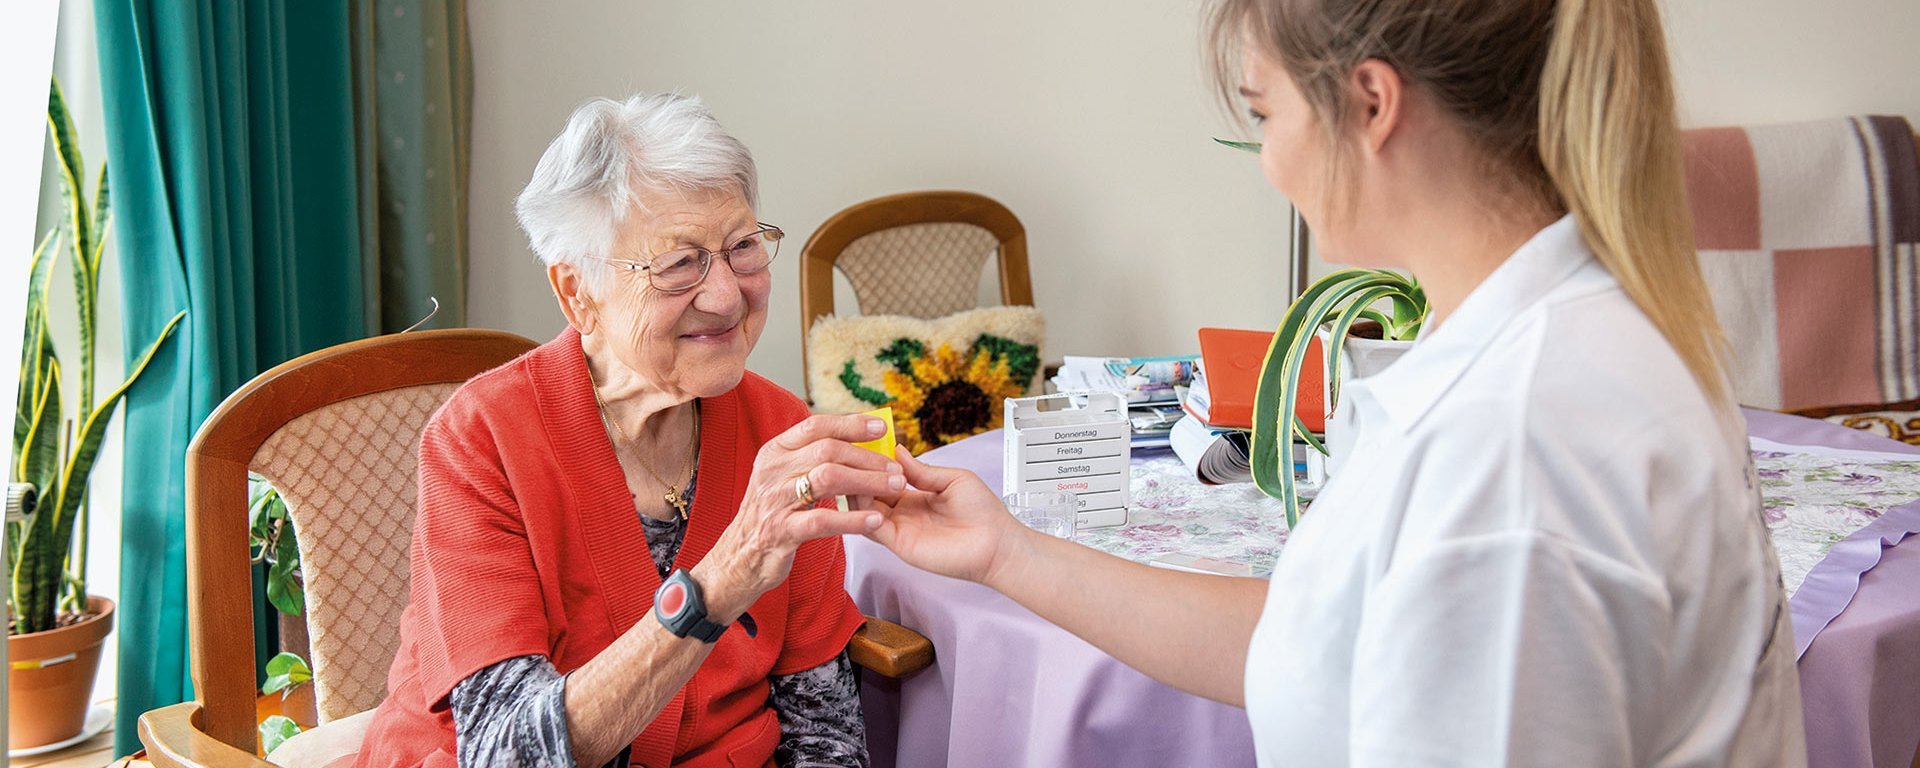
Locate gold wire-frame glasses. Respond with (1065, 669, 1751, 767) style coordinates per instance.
(603, 222, 785, 293)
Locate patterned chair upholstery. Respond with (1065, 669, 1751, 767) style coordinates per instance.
(251, 382, 464, 722)
(137, 329, 537, 768)
(799, 190, 1035, 399)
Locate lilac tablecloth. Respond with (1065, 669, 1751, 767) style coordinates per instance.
(847, 433, 1258, 768)
(1746, 409, 1920, 768)
(846, 409, 1920, 767)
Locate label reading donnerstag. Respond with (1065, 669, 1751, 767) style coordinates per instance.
(1023, 439, 1125, 463)
(1020, 420, 1127, 446)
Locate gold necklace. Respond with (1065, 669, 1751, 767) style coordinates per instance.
(589, 376, 701, 522)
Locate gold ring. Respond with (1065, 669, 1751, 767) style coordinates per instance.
(794, 474, 817, 507)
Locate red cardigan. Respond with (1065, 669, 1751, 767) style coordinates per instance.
(354, 329, 865, 768)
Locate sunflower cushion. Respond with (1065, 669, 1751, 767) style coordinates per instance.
(807, 306, 1045, 454)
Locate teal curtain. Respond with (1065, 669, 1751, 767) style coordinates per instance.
(95, 0, 470, 753)
(356, 0, 473, 332)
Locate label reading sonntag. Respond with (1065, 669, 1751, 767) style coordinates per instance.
(1022, 472, 1127, 496)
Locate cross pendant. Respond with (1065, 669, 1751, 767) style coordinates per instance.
(664, 488, 690, 522)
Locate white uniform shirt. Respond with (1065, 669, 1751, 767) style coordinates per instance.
(1243, 217, 1806, 767)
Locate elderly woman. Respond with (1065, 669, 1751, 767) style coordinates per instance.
(354, 93, 895, 768)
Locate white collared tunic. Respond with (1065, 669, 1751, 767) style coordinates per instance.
(1244, 217, 1806, 767)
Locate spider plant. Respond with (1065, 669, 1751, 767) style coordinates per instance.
(11, 79, 185, 634)
(1214, 136, 1429, 525)
(1247, 269, 1425, 527)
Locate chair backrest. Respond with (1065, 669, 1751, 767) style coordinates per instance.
(184, 329, 537, 751)
(799, 191, 1034, 394)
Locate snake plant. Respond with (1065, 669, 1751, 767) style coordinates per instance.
(10, 79, 185, 634)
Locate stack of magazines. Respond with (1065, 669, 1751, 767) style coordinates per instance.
(1050, 355, 1198, 450)
(1166, 328, 1328, 492)
(1168, 414, 1323, 492)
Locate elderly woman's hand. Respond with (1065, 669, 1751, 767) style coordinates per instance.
(691, 413, 903, 621)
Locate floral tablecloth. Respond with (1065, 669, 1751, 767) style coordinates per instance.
(1754, 446, 1920, 594)
(1074, 448, 1920, 599)
(1073, 456, 1290, 575)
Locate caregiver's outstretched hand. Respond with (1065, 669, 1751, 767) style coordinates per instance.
(864, 443, 1267, 708)
(866, 445, 1030, 587)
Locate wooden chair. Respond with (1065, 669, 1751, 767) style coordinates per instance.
(799, 190, 1035, 399)
(137, 329, 933, 767)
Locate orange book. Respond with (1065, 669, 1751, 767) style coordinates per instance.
(1188, 328, 1325, 433)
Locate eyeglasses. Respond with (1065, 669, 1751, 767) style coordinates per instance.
(604, 223, 785, 293)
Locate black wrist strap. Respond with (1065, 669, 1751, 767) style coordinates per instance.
(686, 615, 727, 643)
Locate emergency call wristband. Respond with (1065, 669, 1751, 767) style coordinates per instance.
(655, 569, 729, 643)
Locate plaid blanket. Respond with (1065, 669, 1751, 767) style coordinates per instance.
(1684, 116, 1920, 411)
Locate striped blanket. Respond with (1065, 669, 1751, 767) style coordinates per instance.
(1684, 116, 1920, 412)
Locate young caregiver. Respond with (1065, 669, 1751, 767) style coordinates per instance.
(868, 0, 1806, 765)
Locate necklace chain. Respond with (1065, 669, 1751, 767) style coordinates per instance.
(588, 369, 700, 522)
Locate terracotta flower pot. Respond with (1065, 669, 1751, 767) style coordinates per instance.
(8, 595, 114, 750)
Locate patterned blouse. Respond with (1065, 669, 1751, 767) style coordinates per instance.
(448, 476, 869, 767)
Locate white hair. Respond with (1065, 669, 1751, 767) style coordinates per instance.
(515, 92, 758, 289)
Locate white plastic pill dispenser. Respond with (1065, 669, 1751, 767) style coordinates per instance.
(1003, 392, 1131, 528)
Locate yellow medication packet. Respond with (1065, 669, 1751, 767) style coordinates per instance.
(853, 406, 897, 458)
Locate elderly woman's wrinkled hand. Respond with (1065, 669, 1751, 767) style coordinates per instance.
(692, 413, 904, 621)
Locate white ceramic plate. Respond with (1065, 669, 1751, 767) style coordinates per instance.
(9, 704, 113, 757)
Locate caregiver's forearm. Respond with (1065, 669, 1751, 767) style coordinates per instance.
(985, 530, 1268, 707)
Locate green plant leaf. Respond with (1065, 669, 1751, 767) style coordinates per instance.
(1213, 138, 1263, 153)
(14, 311, 183, 632)
(13, 229, 58, 475)
(260, 675, 303, 697)
(267, 558, 304, 617)
(1357, 308, 1394, 331)
(267, 518, 304, 616)
(14, 358, 60, 498)
(1247, 268, 1426, 526)
(10, 362, 61, 632)
(262, 651, 313, 694)
(50, 308, 183, 514)
(88, 165, 109, 278)
(1322, 284, 1399, 411)
(47, 80, 94, 328)
(259, 715, 302, 754)
(248, 487, 277, 549)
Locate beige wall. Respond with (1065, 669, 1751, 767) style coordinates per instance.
(467, 0, 1920, 395)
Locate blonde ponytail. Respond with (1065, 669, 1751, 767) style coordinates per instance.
(1207, 0, 1730, 405)
(1538, 0, 1732, 405)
